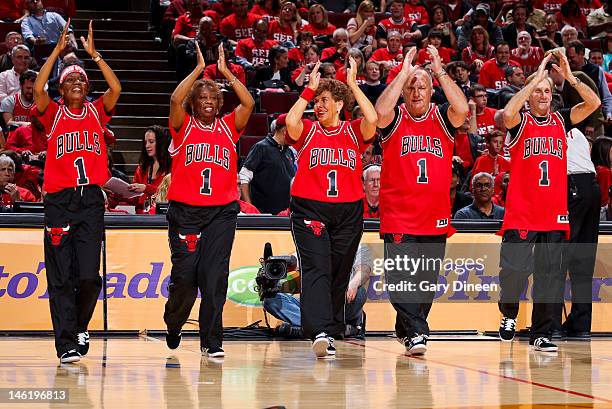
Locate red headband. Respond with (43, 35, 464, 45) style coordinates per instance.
(59, 65, 89, 85)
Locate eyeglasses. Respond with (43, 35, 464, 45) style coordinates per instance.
(475, 182, 492, 190)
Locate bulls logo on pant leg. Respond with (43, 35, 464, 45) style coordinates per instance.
(392, 233, 403, 244)
(45, 226, 70, 246)
(178, 233, 201, 252)
(304, 220, 325, 237)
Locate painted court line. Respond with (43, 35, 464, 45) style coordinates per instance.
(343, 340, 612, 404)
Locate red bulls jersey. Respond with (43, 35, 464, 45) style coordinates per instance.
(12, 92, 32, 122)
(37, 99, 111, 193)
(377, 18, 413, 45)
(379, 103, 456, 236)
(168, 112, 240, 206)
(511, 46, 544, 76)
(291, 119, 368, 203)
(500, 111, 569, 234)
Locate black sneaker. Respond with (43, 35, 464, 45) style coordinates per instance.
(166, 330, 182, 350)
(77, 331, 89, 356)
(405, 334, 428, 356)
(326, 337, 336, 356)
(312, 332, 330, 358)
(499, 317, 516, 342)
(201, 347, 225, 358)
(276, 323, 304, 339)
(60, 349, 81, 364)
(530, 337, 558, 352)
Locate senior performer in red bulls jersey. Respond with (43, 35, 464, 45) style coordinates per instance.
(497, 51, 600, 352)
(285, 58, 377, 358)
(375, 45, 469, 356)
(163, 43, 254, 358)
(33, 21, 121, 364)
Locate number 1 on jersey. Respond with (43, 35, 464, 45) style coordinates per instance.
(200, 168, 212, 195)
(74, 157, 89, 185)
(539, 160, 549, 186)
(417, 158, 428, 183)
(327, 170, 338, 197)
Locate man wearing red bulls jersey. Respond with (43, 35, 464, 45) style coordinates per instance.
(285, 58, 377, 358)
(33, 21, 121, 364)
(0, 71, 36, 139)
(376, 0, 421, 47)
(375, 46, 469, 355)
(497, 52, 600, 352)
(163, 43, 255, 358)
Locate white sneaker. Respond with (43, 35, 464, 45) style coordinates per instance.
(312, 333, 330, 358)
(60, 349, 81, 364)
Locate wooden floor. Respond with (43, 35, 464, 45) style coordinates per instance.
(0, 336, 611, 408)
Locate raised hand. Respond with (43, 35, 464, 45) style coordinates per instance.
(80, 20, 96, 57)
(426, 44, 443, 76)
(217, 43, 228, 75)
(534, 53, 553, 83)
(553, 50, 573, 82)
(400, 46, 417, 76)
(194, 41, 205, 71)
(56, 18, 71, 52)
(307, 61, 321, 90)
(346, 56, 358, 87)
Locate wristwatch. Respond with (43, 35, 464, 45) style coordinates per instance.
(93, 52, 102, 62)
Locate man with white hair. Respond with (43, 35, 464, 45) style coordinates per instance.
(511, 31, 544, 76)
(497, 51, 600, 352)
(375, 45, 469, 355)
(0, 155, 36, 206)
(554, 25, 590, 58)
(362, 164, 380, 218)
(0, 45, 33, 103)
(320, 28, 350, 70)
(454, 172, 505, 219)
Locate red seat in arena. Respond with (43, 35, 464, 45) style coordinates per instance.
(243, 113, 269, 137)
(259, 92, 299, 114)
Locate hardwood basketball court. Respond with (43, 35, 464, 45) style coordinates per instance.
(1, 335, 611, 408)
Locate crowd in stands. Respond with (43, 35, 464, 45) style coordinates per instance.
(1, 0, 612, 220)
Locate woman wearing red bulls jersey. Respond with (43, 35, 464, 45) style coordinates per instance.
(285, 58, 377, 358)
(497, 52, 600, 352)
(33, 21, 121, 364)
(375, 46, 469, 356)
(163, 43, 254, 358)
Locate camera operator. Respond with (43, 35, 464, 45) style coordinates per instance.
(259, 243, 374, 339)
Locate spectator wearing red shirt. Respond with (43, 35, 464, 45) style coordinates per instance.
(1, 70, 35, 139)
(511, 31, 544, 76)
(211, 0, 233, 17)
(0, 154, 36, 206)
(128, 126, 172, 214)
(5, 115, 47, 155)
(591, 137, 612, 206)
(403, 0, 429, 26)
(472, 130, 510, 182)
(220, 0, 262, 42)
(302, 4, 336, 36)
(478, 42, 520, 90)
(235, 19, 278, 69)
(416, 30, 455, 66)
(362, 165, 380, 218)
(203, 55, 246, 89)
(453, 116, 483, 172)
(288, 31, 314, 67)
(492, 171, 509, 206)
(292, 44, 319, 88)
(468, 84, 497, 137)
(320, 29, 350, 71)
(0, 0, 25, 22)
(336, 49, 366, 85)
(0, 149, 42, 199)
(376, 0, 420, 47)
(461, 25, 495, 71)
(251, 0, 281, 18)
(556, 0, 587, 35)
(369, 30, 404, 71)
(172, 0, 206, 47)
(533, 0, 564, 13)
(268, 2, 302, 44)
(577, 0, 602, 17)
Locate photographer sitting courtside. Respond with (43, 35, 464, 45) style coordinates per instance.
(260, 244, 373, 339)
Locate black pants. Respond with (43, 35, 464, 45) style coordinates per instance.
(498, 230, 566, 340)
(44, 186, 104, 357)
(552, 173, 600, 333)
(383, 234, 447, 339)
(164, 200, 239, 349)
(290, 197, 363, 340)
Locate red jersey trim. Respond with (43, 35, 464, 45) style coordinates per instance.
(15, 93, 33, 111)
(434, 105, 454, 143)
(218, 116, 237, 147)
(507, 112, 528, 149)
(346, 122, 359, 147)
(169, 115, 194, 156)
(295, 123, 318, 160)
(381, 105, 405, 144)
(407, 103, 434, 123)
(61, 104, 88, 120)
(89, 102, 101, 123)
(316, 121, 345, 136)
(47, 108, 63, 141)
